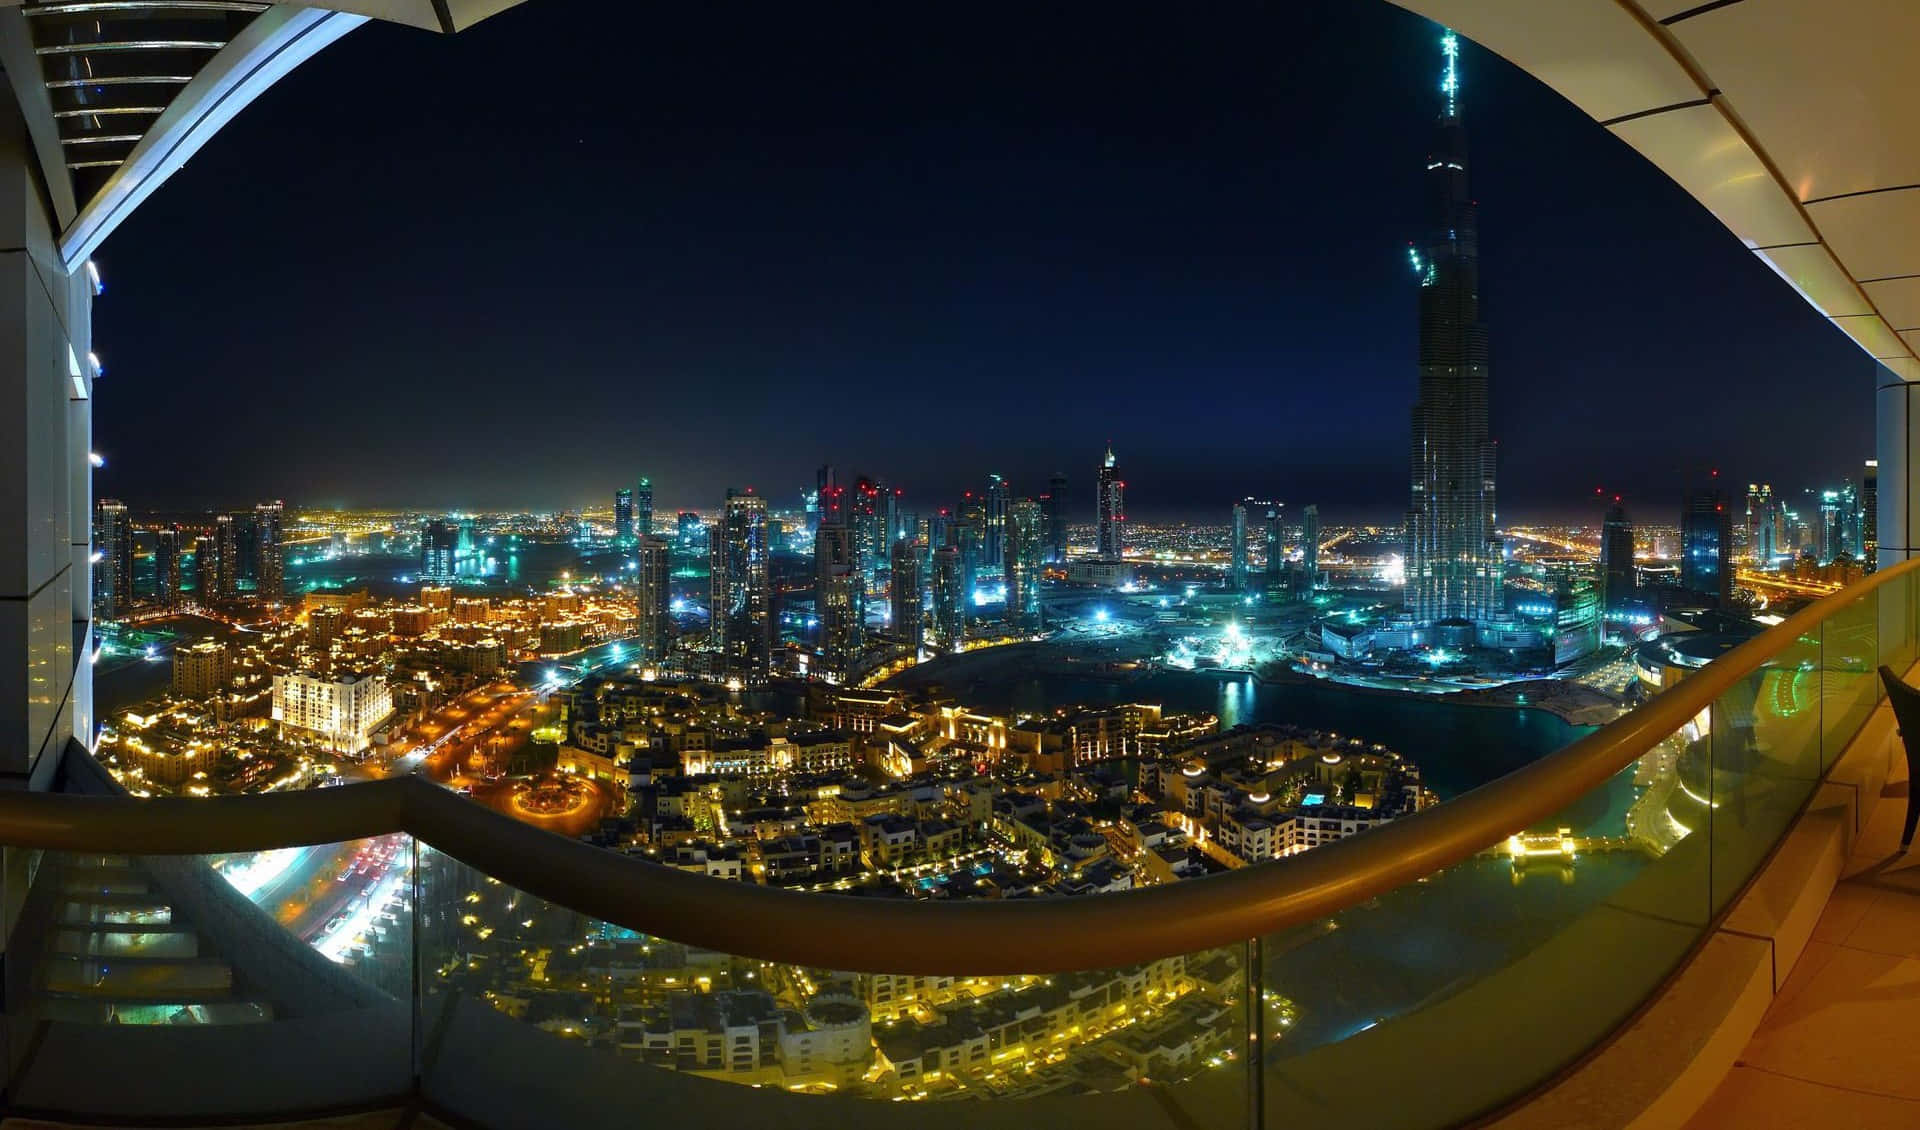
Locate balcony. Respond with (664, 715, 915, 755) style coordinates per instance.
(0, 559, 1908, 1128)
(0, 1, 1915, 1127)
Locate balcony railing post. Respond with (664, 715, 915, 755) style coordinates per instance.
(1245, 935, 1265, 1130)
(410, 835, 423, 1100)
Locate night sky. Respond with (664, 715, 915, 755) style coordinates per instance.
(91, 0, 1873, 523)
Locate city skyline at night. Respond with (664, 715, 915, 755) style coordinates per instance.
(88, 0, 1873, 520)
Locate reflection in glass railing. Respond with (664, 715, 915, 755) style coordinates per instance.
(2, 568, 1915, 1128)
(416, 843, 1245, 1114)
(209, 831, 414, 991)
(3, 841, 412, 1120)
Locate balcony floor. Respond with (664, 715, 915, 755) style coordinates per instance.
(1689, 753, 1920, 1129)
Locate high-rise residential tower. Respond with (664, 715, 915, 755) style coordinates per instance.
(93, 498, 130, 619)
(154, 526, 181, 608)
(1681, 486, 1733, 608)
(1600, 497, 1636, 613)
(254, 500, 285, 602)
(1865, 460, 1880, 571)
(1006, 499, 1044, 633)
(890, 538, 924, 654)
(1096, 447, 1124, 560)
(213, 513, 238, 602)
(851, 476, 884, 594)
(1263, 501, 1284, 597)
(711, 489, 770, 684)
(1230, 501, 1250, 592)
(614, 488, 635, 544)
(1044, 472, 1069, 564)
(676, 511, 705, 555)
(422, 520, 458, 585)
(1301, 505, 1321, 599)
(1745, 483, 1776, 566)
(635, 535, 671, 661)
(983, 474, 1011, 568)
(193, 534, 217, 606)
(815, 506, 863, 680)
(635, 477, 653, 538)
(931, 544, 963, 654)
(1817, 483, 1860, 561)
(1403, 30, 1499, 625)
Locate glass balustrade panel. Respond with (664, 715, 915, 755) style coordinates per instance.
(1257, 713, 1712, 1130)
(1821, 591, 1879, 772)
(414, 842, 1247, 1130)
(1, 836, 414, 1119)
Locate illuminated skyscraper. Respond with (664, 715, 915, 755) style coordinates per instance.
(635, 535, 671, 661)
(1230, 501, 1249, 592)
(254, 500, 285, 602)
(1865, 460, 1880, 571)
(1006, 499, 1044, 633)
(154, 525, 181, 608)
(1681, 486, 1733, 608)
(1044, 472, 1068, 564)
(983, 474, 1011, 568)
(851, 476, 884, 594)
(815, 500, 863, 680)
(1404, 30, 1499, 625)
(1096, 447, 1124, 560)
(711, 489, 770, 684)
(890, 538, 924, 654)
(213, 513, 238, 601)
(882, 483, 903, 547)
(1263, 501, 1284, 597)
(93, 497, 130, 618)
(422, 520, 458, 585)
(1300, 505, 1321, 599)
(614, 487, 635, 544)
(1600, 497, 1636, 613)
(1745, 483, 1775, 565)
(676, 511, 705, 555)
(193, 534, 217, 606)
(931, 544, 963, 653)
(954, 516, 985, 610)
(635, 477, 653, 538)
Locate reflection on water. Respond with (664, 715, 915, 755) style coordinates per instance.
(916, 658, 1590, 800)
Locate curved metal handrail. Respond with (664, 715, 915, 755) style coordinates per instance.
(9, 558, 1912, 974)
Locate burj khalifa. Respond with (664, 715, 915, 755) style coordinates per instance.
(1404, 29, 1500, 625)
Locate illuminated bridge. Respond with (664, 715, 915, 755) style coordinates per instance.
(0, 1, 1917, 1127)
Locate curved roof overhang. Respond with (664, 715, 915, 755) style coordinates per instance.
(0, 0, 527, 271)
(1390, 0, 1920, 382)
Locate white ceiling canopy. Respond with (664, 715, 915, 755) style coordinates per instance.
(1390, 0, 1920, 382)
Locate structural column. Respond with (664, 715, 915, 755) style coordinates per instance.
(0, 92, 89, 791)
(1875, 370, 1918, 660)
(1876, 370, 1920, 569)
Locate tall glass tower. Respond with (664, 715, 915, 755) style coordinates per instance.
(1404, 29, 1499, 625)
(711, 489, 771, 684)
(635, 477, 654, 538)
(1600, 497, 1636, 613)
(1097, 447, 1124, 560)
(1230, 501, 1249, 592)
(1006, 499, 1044, 632)
(614, 487, 635, 544)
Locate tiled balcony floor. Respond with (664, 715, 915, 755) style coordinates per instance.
(1689, 758, 1920, 1128)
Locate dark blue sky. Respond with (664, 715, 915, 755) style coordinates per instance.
(91, 0, 1872, 523)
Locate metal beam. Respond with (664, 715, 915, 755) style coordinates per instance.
(57, 6, 366, 270)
